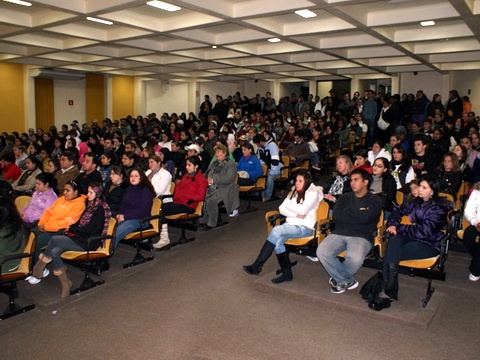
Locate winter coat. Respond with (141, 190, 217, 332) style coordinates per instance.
(279, 184, 323, 229)
(387, 197, 453, 252)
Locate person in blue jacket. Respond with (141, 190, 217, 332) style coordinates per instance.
(236, 142, 263, 186)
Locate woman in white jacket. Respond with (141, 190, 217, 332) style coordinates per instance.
(463, 183, 480, 281)
(243, 170, 323, 283)
(145, 155, 172, 200)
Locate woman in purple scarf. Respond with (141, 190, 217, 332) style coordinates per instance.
(28, 182, 111, 298)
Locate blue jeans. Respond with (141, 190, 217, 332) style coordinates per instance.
(43, 235, 84, 270)
(267, 224, 313, 254)
(114, 219, 149, 248)
(264, 171, 280, 201)
(317, 234, 372, 286)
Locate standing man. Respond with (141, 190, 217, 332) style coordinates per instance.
(363, 90, 378, 148)
(317, 168, 382, 294)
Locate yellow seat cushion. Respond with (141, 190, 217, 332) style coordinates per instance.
(399, 256, 439, 269)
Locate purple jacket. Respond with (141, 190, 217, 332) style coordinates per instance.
(119, 185, 154, 221)
(21, 188, 58, 224)
(387, 197, 453, 252)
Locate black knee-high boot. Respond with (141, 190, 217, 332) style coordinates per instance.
(243, 241, 275, 275)
(369, 263, 399, 311)
(271, 252, 293, 284)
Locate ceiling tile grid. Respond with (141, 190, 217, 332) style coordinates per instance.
(0, 0, 478, 81)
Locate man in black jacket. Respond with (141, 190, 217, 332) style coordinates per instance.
(317, 168, 383, 294)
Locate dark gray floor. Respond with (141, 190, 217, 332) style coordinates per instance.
(1, 196, 480, 360)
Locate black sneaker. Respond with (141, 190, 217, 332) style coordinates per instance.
(328, 277, 337, 287)
(345, 280, 359, 290)
(330, 284, 346, 294)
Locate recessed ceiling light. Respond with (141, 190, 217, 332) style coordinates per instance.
(420, 21, 435, 26)
(212, 45, 217, 49)
(3, 0, 32, 6)
(146, 1, 181, 12)
(295, 9, 316, 18)
(268, 38, 281, 43)
(87, 17, 113, 25)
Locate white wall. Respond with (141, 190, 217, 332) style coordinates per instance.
(199, 82, 239, 101)
(241, 80, 271, 98)
(54, 78, 86, 126)
(399, 72, 450, 102)
(450, 70, 480, 114)
(280, 82, 308, 99)
(145, 80, 190, 115)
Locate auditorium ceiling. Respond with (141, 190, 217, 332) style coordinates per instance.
(0, 0, 479, 82)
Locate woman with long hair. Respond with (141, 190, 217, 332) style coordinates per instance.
(433, 152, 463, 199)
(390, 143, 415, 192)
(29, 183, 111, 297)
(243, 170, 323, 283)
(114, 168, 155, 248)
(371, 176, 453, 310)
(452, 144, 473, 183)
(153, 156, 208, 250)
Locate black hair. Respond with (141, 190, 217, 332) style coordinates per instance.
(84, 152, 100, 166)
(36, 172, 56, 190)
(392, 143, 411, 173)
(351, 168, 373, 187)
(26, 154, 43, 171)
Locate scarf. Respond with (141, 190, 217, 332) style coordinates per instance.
(17, 169, 33, 186)
(78, 198, 112, 236)
(329, 175, 348, 196)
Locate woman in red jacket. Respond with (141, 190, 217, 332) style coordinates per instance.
(153, 156, 208, 250)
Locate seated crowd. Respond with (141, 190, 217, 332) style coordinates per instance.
(0, 88, 479, 312)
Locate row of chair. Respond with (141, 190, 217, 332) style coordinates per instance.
(265, 197, 460, 308)
(0, 194, 205, 320)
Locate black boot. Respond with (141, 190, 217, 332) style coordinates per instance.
(242, 241, 275, 275)
(379, 263, 399, 301)
(271, 252, 293, 284)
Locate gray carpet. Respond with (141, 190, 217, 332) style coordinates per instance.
(1, 198, 480, 360)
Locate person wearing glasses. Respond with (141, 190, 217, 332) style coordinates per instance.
(370, 157, 397, 218)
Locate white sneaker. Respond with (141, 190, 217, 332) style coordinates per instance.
(229, 209, 239, 217)
(469, 273, 480, 281)
(28, 276, 42, 285)
(26, 268, 49, 284)
(306, 256, 319, 262)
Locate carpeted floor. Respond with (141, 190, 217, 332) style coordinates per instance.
(1, 196, 480, 360)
